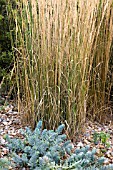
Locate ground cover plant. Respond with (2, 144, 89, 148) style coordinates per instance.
(0, 158, 11, 170)
(1, 121, 113, 170)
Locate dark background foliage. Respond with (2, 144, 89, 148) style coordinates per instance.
(0, 0, 14, 82)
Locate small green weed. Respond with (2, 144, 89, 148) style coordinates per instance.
(93, 131, 110, 148)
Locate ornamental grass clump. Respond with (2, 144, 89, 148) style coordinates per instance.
(7, 0, 113, 135)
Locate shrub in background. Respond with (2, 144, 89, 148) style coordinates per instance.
(0, 0, 13, 81)
(0, 0, 16, 96)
